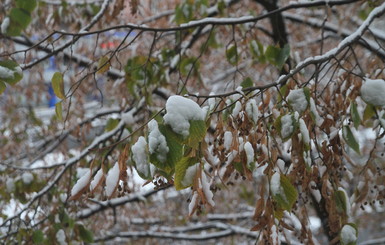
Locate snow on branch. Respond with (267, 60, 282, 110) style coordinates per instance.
(77, 184, 172, 219)
(0, 117, 128, 229)
(95, 221, 259, 242)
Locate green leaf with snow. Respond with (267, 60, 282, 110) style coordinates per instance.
(273, 174, 298, 212)
(174, 157, 199, 190)
(158, 124, 183, 173)
(350, 102, 361, 129)
(340, 223, 358, 245)
(226, 45, 238, 65)
(274, 114, 298, 141)
(51, 72, 65, 99)
(0, 60, 23, 85)
(342, 126, 360, 154)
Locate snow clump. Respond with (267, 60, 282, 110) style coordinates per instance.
(105, 162, 120, 197)
(287, 89, 308, 113)
(164, 95, 204, 137)
(22, 172, 34, 185)
(131, 136, 150, 177)
(340, 224, 357, 244)
(360, 78, 385, 106)
(182, 163, 199, 187)
(148, 120, 169, 163)
(70, 169, 91, 197)
(281, 114, 294, 139)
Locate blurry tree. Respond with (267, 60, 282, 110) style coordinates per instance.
(1, 0, 385, 244)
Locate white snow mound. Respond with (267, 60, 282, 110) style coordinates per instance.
(164, 95, 204, 137)
(361, 78, 385, 106)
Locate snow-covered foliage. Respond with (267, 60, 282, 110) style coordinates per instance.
(287, 89, 308, 113)
(105, 162, 120, 197)
(131, 136, 150, 177)
(164, 95, 204, 137)
(70, 169, 91, 198)
(181, 163, 199, 187)
(360, 78, 385, 106)
(340, 224, 357, 244)
(148, 120, 169, 163)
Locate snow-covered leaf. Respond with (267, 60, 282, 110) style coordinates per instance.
(271, 173, 298, 215)
(69, 169, 91, 201)
(105, 162, 120, 198)
(89, 168, 104, 193)
(226, 45, 238, 65)
(340, 224, 357, 245)
(0, 60, 23, 85)
(175, 157, 199, 190)
(360, 78, 385, 106)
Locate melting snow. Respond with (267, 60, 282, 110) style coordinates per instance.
(0, 66, 15, 80)
(164, 95, 204, 137)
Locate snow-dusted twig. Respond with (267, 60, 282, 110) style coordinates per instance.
(283, 12, 385, 59)
(0, 117, 128, 230)
(77, 184, 172, 219)
(95, 221, 259, 242)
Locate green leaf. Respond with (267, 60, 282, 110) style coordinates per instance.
(278, 174, 298, 211)
(51, 72, 65, 99)
(0, 81, 6, 94)
(175, 157, 199, 190)
(335, 189, 348, 214)
(55, 102, 63, 121)
(363, 104, 375, 121)
(10, 8, 32, 29)
(16, 0, 37, 12)
(32, 230, 44, 243)
(105, 118, 119, 132)
(97, 56, 110, 74)
(157, 124, 184, 173)
(265, 44, 290, 69)
(350, 102, 361, 129)
(226, 45, 238, 65)
(184, 120, 206, 149)
(77, 224, 94, 243)
(276, 44, 290, 69)
(0, 60, 23, 85)
(342, 126, 360, 154)
(240, 77, 253, 89)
